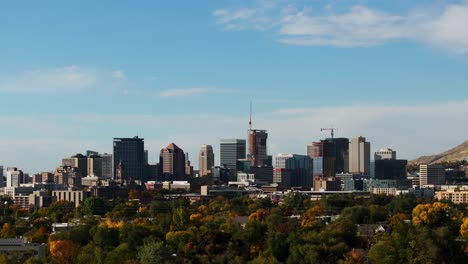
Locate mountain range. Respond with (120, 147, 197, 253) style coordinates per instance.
(409, 140, 468, 165)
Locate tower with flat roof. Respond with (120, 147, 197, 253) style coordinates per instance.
(220, 139, 246, 180)
(113, 136, 145, 183)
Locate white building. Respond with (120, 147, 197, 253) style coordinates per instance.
(6, 167, 23, 188)
(374, 148, 396, 160)
(349, 137, 370, 175)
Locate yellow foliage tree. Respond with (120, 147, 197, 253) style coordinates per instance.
(412, 201, 459, 228)
(460, 217, 468, 238)
(301, 205, 325, 229)
(0, 223, 15, 238)
(49, 240, 80, 264)
(248, 209, 270, 223)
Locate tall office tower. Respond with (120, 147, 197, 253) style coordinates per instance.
(6, 167, 23, 187)
(0, 165, 3, 187)
(332, 138, 349, 174)
(308, 140, 335, 178)
(199, 144, 214, 176)
(349, 136, 370, 175)
(113, 137, 145, 183)
(62, 154, 88, 177)
(419, 164, 445, 186)
(375, 148, 396, 160)
(248, 129, 268, 166)
(220, 139, 246, 180)
(276, 153, 313, 189)
(159, 143, 186, 181)
(87, 154, 102, 177)
(100, 153, 113, 179)
(373, 159, 408, 180)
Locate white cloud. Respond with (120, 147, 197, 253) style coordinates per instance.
(0, 66, 97, 93)
(1, 100, 467, 173)
(112, 70, 126, 80)
(157, 88, 219, 97)
(280, 6, 406, 47)
(214, 2, 468, 53)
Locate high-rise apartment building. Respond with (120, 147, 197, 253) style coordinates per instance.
(159, 143, 186, 181)
(248, 129, 268, 166)
(113, 137, 145, 183)
(349, 136, 370, 175)
(220, 139, 246, 180)
(199, 144, 214, 176)
(374, 148, 397, 160)
(419, 164, 445, 186)
(6, 167, 23, 187)
(62, 154, 88, 177)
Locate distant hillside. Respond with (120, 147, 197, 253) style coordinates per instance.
(409, 140, 468, 165)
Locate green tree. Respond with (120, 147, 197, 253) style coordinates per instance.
(138, 239, 172, 264)
(104, 243, 136, 264)
(81, 197, 109, 217)
(46, 200, 76, 222)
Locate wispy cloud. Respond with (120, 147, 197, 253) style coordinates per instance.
(0, 66, 97, 93)
(213, 8, 257, 30)
(157, 88, 220, 97)
(112, 70, 126, 80)
(213, 2, 468, 53)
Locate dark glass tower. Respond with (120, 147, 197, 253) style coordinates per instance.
(330, 138, 349, 174)
(113, 137, 145, 183)
(220, 139, 246, 180)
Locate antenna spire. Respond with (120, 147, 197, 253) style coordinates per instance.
(249, 101, 252, 130)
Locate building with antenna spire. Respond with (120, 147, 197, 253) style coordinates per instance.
(247, 102, 269, 166)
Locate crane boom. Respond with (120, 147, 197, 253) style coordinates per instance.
(320, 127, 337, 139)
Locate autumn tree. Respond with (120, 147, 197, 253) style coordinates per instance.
(49, 240, 80, 264)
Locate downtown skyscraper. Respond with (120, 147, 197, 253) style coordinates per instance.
(199, 144, 214, 176)
(220, 139, 246, 180)
(113, 137, 145, 183)
(159, 143, 186, 181)
(349, 136, 371, 175)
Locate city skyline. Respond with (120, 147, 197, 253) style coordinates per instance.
(1, 0, 468, 173)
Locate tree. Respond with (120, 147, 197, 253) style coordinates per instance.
(76, 242, 106, 264)
(281, 192, 308, 213)
(49, 240, 80, 264)
(460, 217, 468, 238)
(412, 201, 461, 233)
(0, 223, 15, 238)
(46, 200, 76, 222)
(104, 243, 136, 264)
(81, 197, 109, 216)
(138, 239, 172, 264)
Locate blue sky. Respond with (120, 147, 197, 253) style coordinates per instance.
(1, 0, 468, 173)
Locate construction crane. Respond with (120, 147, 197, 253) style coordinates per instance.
(321, 126, 337, 139)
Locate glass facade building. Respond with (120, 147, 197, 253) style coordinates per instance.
(113, 137, 145, 183)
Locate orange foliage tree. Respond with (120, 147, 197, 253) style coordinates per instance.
(49, 240, 80, 264)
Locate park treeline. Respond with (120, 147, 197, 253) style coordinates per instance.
(1, 190, 468, 264)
